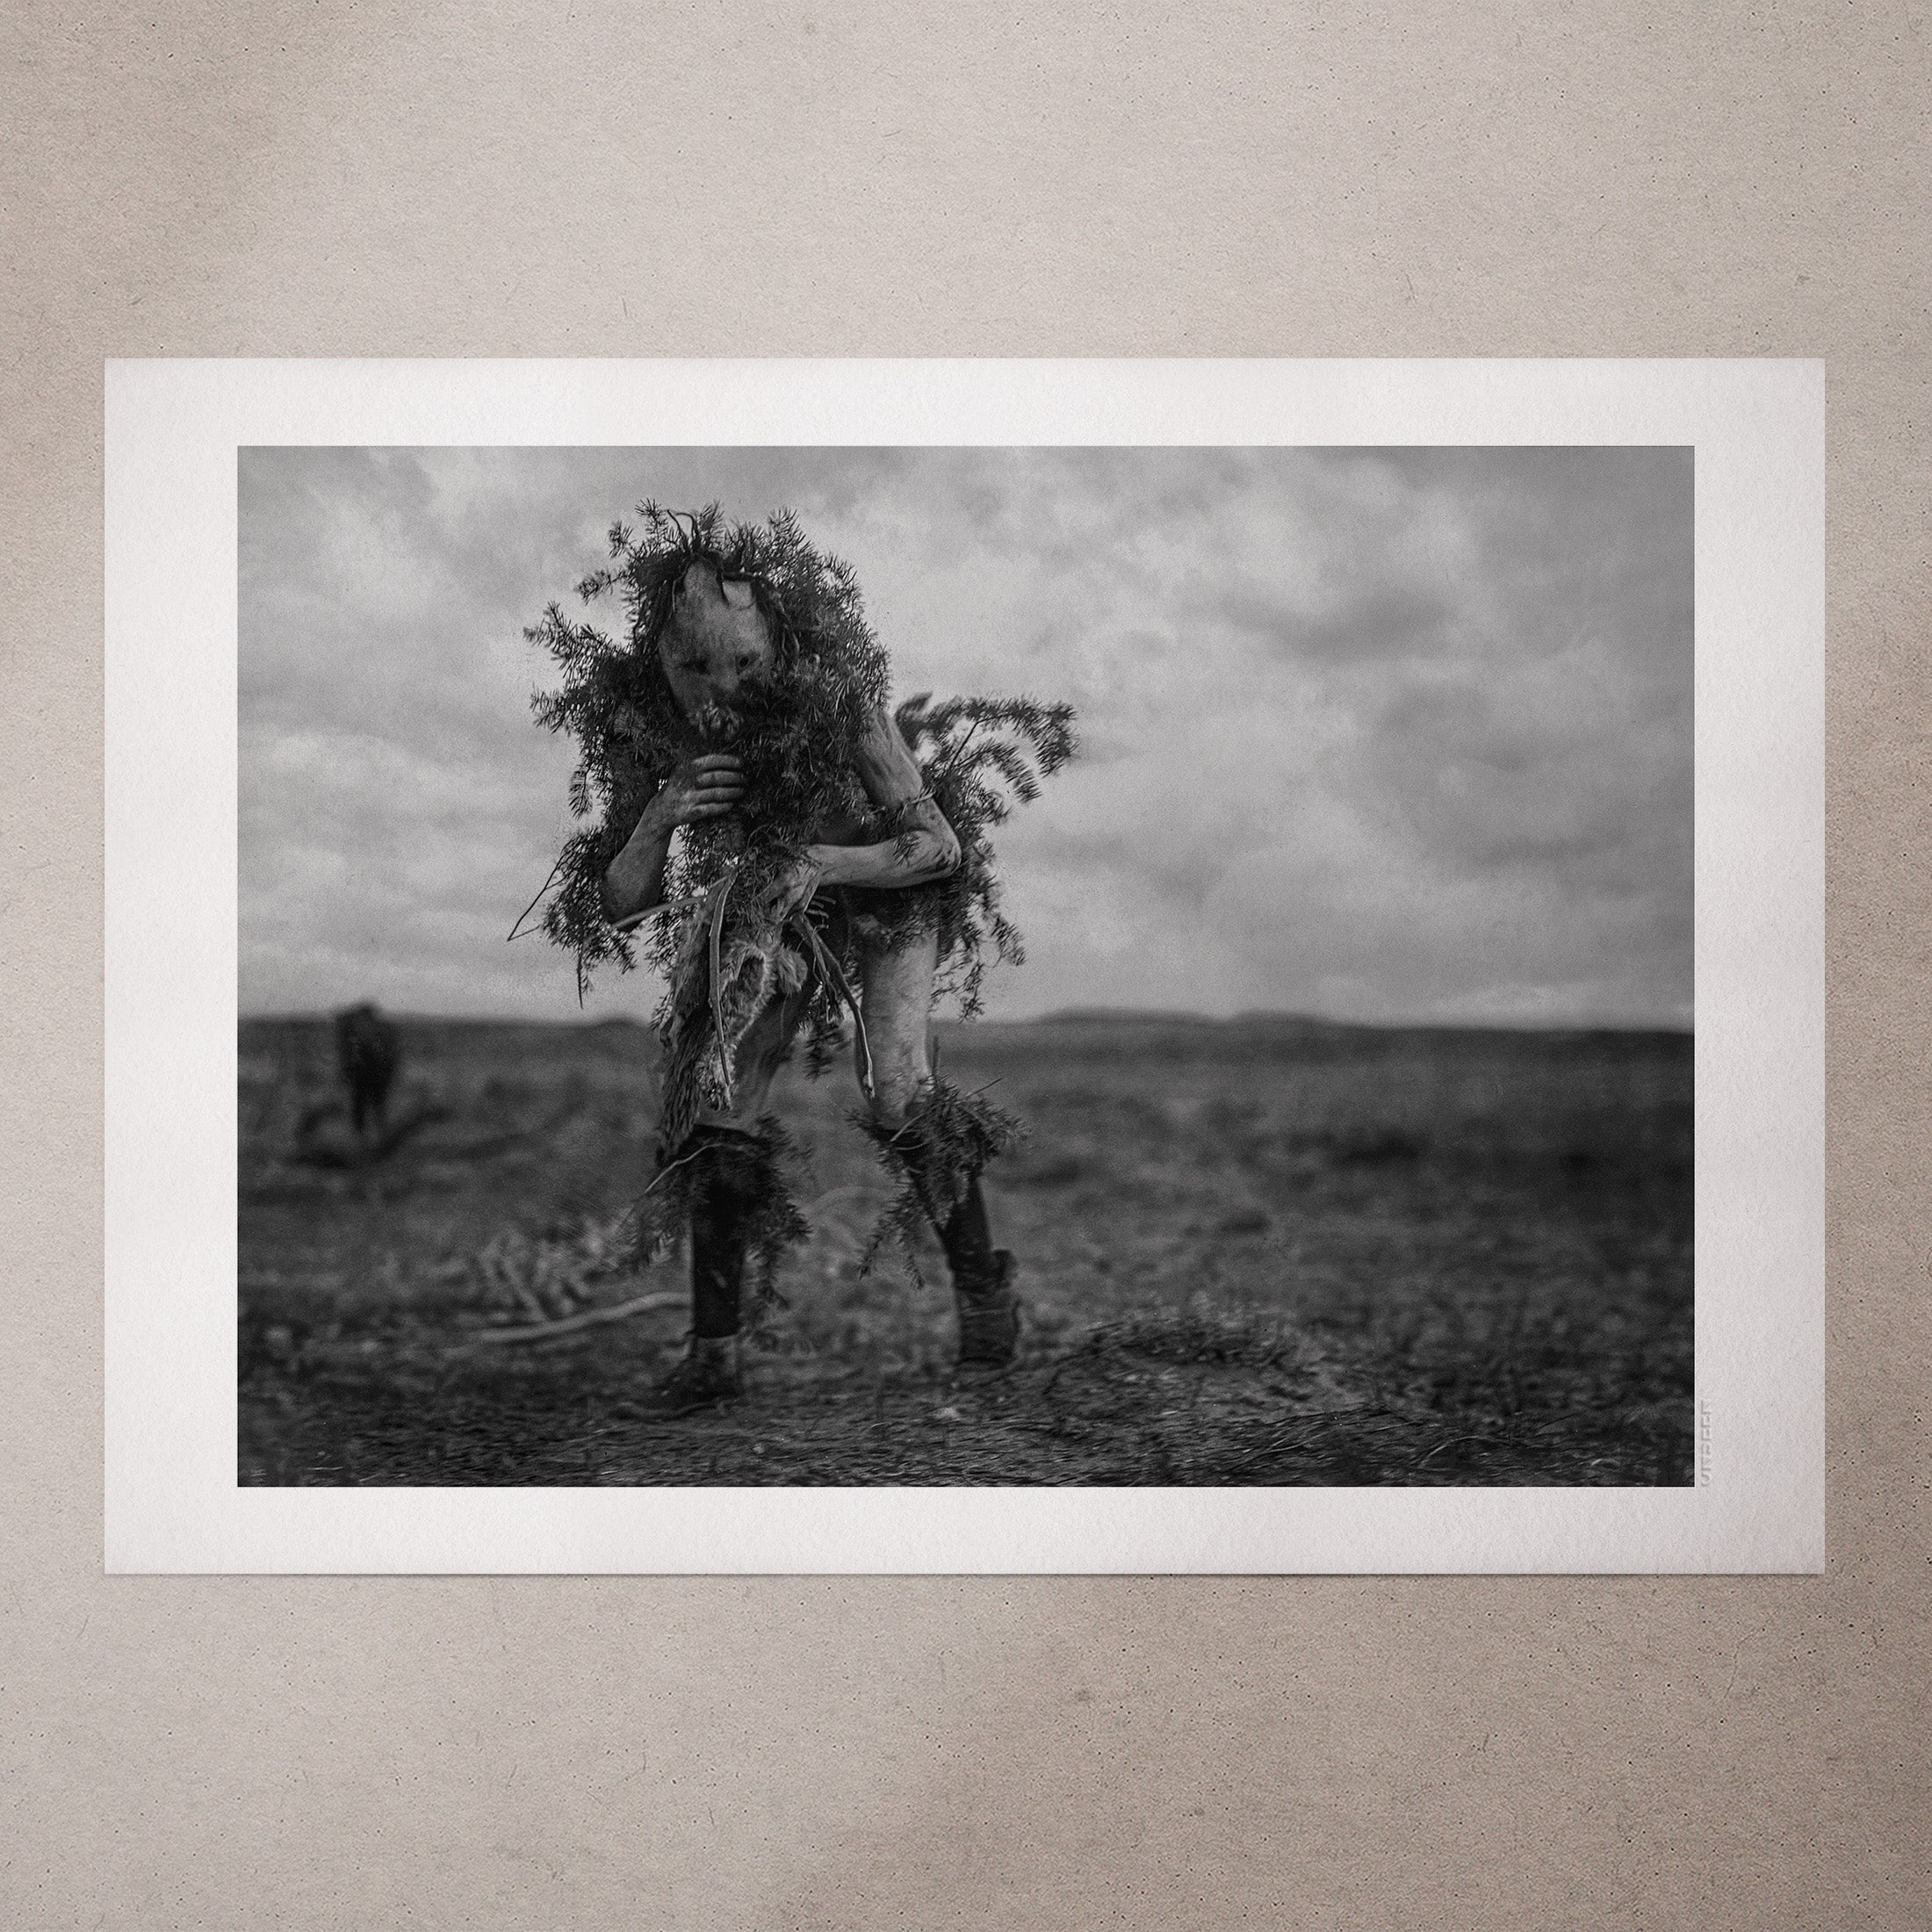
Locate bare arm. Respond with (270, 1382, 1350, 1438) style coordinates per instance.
(602, 712, 958, 931)
(601, 753, 745, 927)
(802, 704, 961, 891)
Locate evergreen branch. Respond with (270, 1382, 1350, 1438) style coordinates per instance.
(507, 849, 568, 942)
(707, 864, 739, 1108)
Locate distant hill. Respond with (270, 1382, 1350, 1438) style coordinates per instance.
(1037, 1006, 1342, 1031)
(1012, 1007, 1689, 1040)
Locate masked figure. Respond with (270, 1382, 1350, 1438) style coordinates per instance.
(529, 506, 1073, 1411)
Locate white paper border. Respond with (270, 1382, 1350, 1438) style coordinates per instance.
(105, 359, 1823, 1572)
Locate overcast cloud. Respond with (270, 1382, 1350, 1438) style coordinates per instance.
(239, 445, 1692, 1027)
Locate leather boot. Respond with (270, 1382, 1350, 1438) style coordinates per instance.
(939, 1175, 1021, 1370)
(649, 1335, 742, 1415)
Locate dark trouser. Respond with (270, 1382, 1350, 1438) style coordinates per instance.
(687, 1128, 766, 1341)
(688, 1135, 1002, 1340)
(936, 1173, 999, 1290)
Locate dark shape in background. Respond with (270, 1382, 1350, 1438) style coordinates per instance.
(335, 1002, 399, 1137)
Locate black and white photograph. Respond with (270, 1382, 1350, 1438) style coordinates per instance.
(236, 441, 1695, 1489)
(31, 4, 1900, 1918)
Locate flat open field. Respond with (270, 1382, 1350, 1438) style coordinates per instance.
(239, 1013, 1693, 1487)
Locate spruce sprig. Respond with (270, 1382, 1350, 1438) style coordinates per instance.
(526, 503, 1078, 1133)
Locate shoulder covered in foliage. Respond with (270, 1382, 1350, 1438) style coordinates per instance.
(526, 502, 1077, 1031)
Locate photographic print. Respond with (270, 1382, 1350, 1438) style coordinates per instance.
(237, 443, 1693, 1489)
(105, 360, 1821, 1569)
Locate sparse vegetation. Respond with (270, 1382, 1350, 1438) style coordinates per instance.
(238, 1012, 1694, 1487)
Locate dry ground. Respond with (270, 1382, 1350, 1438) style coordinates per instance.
(239, 1013, 1693, 1487)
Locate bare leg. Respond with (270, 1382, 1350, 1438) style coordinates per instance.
(855, 926, 1020, 1366)
(853, 923, 941, 1128)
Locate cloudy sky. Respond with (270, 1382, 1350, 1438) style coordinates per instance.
(239, 445, 1691, 1027)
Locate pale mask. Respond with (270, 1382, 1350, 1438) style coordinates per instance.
(657, 560, 778, 737)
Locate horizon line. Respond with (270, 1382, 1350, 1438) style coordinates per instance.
(239, 1004, 1695, 1037)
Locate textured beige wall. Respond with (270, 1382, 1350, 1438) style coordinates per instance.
(5, 3, 1926, 1925)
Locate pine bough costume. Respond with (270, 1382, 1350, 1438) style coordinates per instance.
(528, 505, 1074, 1406)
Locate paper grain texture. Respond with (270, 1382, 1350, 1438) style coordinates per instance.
(7, 3, 1927, 1925)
